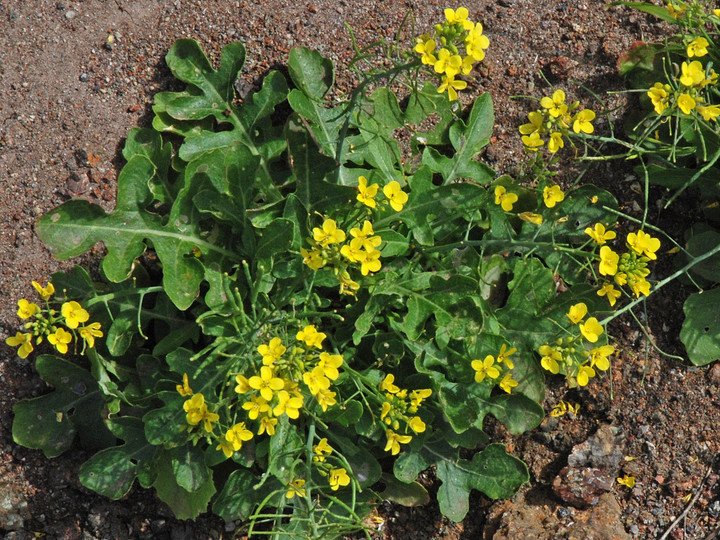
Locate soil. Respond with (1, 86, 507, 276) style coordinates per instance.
(1, 1, 719, 539)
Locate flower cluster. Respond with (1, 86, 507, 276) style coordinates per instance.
(471, 344, 519, 394)
(5, 281, 103, 358)
(538, 302, 615, 387)
(301, 176, 408, 295)
(519, 90, 596, 153)
(549, 400, 580, 418)
(413, 7, 490, 101)
(284, 437, 351, 498)
(647, 51, 719, 121)
(378, 374, 431, 455)
(665, 1, 720, 26)
(588, 226, 660, 304)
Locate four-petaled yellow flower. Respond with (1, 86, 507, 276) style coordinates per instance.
(597, 282, 621, 306)
(79, 322, 103, 348)
(585, 223, 616, 245)
(248, 365, 285, 401)
(465, 22, 490, 61)
(444, 7, 474, 30)
(589, 344, 614, 371)
(48, 327, 73, 354)
(357, 176, 379, 208)
(286, 479, 306, 499)
(617, 474, 636, 488)
(273, 390, 304, 419)
(498, 344, 516, 369)
(313, 437, 333, 462)
(494, 185, 518, 212)
(543, 185, 565, 208)
(697, 104, 720, 122)
(383, 181, 409, 212)
(566, 302, 588, 324)
(576, 364, 596, 386)
(547, 132, 564, 153)
(626, 230, 660, 260)
(176, 373, 193, 397)
(434, 48, 463, 78)
(384, 429, 412, 455)
(679, 61, 705, 87)
(313, 218, 346, 246)
(317, 352, 343, 380)
(498, 372, 519, 394)
(258, 337, 286, 365)
(573, 109, 596, 134)
(17, 299, 39, 319)
(521, 131, 544, 150)
(579, 317, 604, 343)
(61, 301, 90, 329)
(539, 345, 562, 374)
(408, 416, 426, 433)
(328, 467, 351, 490)
(32, 281, 55, 300)
(380, 373, 400, 394)
(471, 355, 500, 383)
(6, 332, 34, 358)
(677, 93, 696, 115)
(687, 37, 709, 58)
(303, 366, 331, 396)
(297, 324, 326, 349)
(414, 38, 437, 65)
(541, 90, 567, 118)
(225, 422, 254, 451)
(438, 73, 467, 101)
(647, 82, 671, 115)
(242, 394, 270, 420)
(314, 387, 337, 411)
(258, 415, 278, 436)
(599, 246, 619, 276)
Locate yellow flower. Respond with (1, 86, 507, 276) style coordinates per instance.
(518, 212, 543, 225)
(414, 38, 437, 65)
(617, 475, 636, 488)
(258, 337, 286, 365)
(384, 429, 412, 455)
(328, 468, 351, 490)
(540, 90, 567, 118)
(521, 131, 544, 150)
(234, 374, 251, 394)
(338, 271, 360, 296)
(494, 185, 518, 212)
(61, 301, 90, 329)
(630, 277, 651, 297)
(498, 372, 518, 394)
(626, 230, 661, 260)
(380, 373, 400, 394)
(286, 479, 306, 499)
(273, 390, 304, 419)
(444, 7, 474, 29)
(79, 322, 103, 348)
(32, 281, 55, 300)
(543, 184, 565, 208)
(434, 48, 463, 78)
(48, 327, 73, 354)
(313, 218, 346, 246)
(679, 61, 705, 87)
(408, 416, 426, 433)
(357, 176, 379, 208)
(296, 324, 326, 349)
(248, 365, 285, 401)
(576, 364, 596, 386)
(539, 345, 562, 374)
(317, 351, 343, 380)
(471, 355, 500, 383)
(677, 93, 696, 115)
(258, 414, 278, 436)
(585, 223, 616, 245)
(547, 132, 564, 153)
(183, 393, 208, 426)
(314, 387, 337, 412)
(17, 299, 39, 319)
(313, 437, 333, 462)
(303, 366, 331, 396)
(498, 344, 516, 369)
(572, 109, 596, 134)
(465, 22, 490, 61)
(438, 73, 468, 101)
(519, 111, 544, 135)
(566, 302, 588, 324)
(579, 317, 604, 343)
(242, 394, 270, 420)
(383, 181, 409, 212)
(687, 37, 709, 58)
(216, 439, 235, 458)
(589, 345, 614, 371)
(176, 373, 193, 397)
(301, 247, 326, 270)
(599, 246, 619, 276)
(697, 104, 720, 121)
(647, 82, 671, 114)
(225, 422, 254, 451)
(597, 283, 621, 307)
(6, 332, 34, 358)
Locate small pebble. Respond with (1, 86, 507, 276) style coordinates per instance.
(65, 9, 76, 19)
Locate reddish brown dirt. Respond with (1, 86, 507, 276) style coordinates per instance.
(2, 1, 719, 539)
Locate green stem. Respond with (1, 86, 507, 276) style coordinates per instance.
(84, 286, 165, 307)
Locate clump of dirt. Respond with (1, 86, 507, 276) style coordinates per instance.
(2, 1, 718, 539)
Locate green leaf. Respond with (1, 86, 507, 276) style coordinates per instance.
(488, 394, 545, 435)
(152, 449, 216, 519)
(288, 46, 334, 100)
(680, 288, 720, 366)
(268, 417, 303, 483)
(421, 93, 495, 184)
(378, 473, 430, 507)
(79, 417, 157, 499)
(685, 230, 720, 282)
(142, 391, 188, 447)
(213, 468, 259, 522)
(12, 355, 114, 458)
(170, 444, 212, 492)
